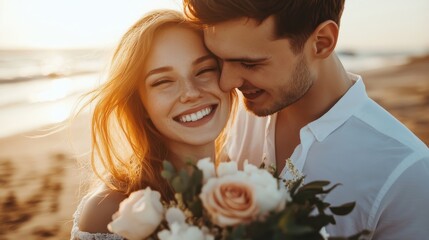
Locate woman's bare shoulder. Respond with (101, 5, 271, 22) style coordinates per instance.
(78, 186, 127, 233)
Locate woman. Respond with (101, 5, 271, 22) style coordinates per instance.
(70, 9, 236, 239)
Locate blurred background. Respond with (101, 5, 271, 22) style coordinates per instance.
(0, 0, 428, 239)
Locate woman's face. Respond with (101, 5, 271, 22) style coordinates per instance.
(139, 26, 230, 150)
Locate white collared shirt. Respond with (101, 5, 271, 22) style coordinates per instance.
(226, 73, 429, 239)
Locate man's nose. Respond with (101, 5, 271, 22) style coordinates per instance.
(219, 63, 243, 92)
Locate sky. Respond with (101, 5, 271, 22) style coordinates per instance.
(0, 0, 428, 52)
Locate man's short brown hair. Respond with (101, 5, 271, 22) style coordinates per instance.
(184, 0, 345, 53)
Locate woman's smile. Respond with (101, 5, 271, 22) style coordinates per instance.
(174, 104, 218, 127)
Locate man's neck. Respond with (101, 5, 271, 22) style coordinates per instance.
(274, 54, 352, 170)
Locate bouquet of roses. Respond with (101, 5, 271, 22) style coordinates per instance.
(107, 159, 368, 240)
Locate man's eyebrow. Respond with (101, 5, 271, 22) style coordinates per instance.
(144, 66, 173, 80)
(223, 57, 268, 63)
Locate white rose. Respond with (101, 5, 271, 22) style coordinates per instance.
(196, 158, 216, 183)
(158, 223, 214, 240)
(159, 207, 214, 240)
(107, 187, 164, 240)
(165, 207, 188, 227)
(320, 227, 330, 240)
(243, 161, 290, 215)
(216, 161, 238, 177)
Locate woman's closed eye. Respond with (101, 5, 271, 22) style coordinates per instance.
(196, 66, 219, 77)
(150, 79, 173, 87)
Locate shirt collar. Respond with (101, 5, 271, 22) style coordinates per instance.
(307, 73, 369, 142)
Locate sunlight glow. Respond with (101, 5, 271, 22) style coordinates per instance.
(0, 0, 182, 49)
(0, 0, 428, 51)
(46, 101, 71, 124)
(30, 78, 72, 103)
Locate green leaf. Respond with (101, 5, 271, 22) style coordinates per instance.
(190, 170, 203, 197)
(330, 202, 356, 216)
(171, 175, 186, 193)
(296, 182, 339, 195)
(299, 181, 331, 190)
(305, 214, 336, 228)
(160, 170, 172, 181)
(162, 160, 176, 174)
(228, 225, 247, 240)
(294, 190, 321, 201)
(188, 198, 203, 217)
(323, 183, 342, 194)
(277, 208, 313, 235)
(179, 169, 190, 188)
(283, 223, 313, 236)
(293, 182, 342, 204)
(328, 229, 370, 240)
(289, 178, 305, 195)
(190, 166, 203, 187)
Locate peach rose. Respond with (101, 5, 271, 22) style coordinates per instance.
(200, 173, 259, 227)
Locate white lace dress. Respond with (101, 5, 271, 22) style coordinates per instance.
(70, 194, 124, 240)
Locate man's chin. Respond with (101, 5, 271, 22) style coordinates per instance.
(244, 101, 274, 117)
(244, 99, 289, 117)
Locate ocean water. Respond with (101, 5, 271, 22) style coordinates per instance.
(0, 49, 419, 138)
(0, 49, 110, 138)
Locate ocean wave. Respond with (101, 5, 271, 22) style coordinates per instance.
(0, 70, 99, 84)
(0, 73, 102, 109)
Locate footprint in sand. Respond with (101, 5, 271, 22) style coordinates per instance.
(0, 159, 14, 187)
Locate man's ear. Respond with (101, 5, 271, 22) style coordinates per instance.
(310, 20, 339, 58)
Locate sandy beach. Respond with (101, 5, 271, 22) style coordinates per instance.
(0, 115, 92, 239)
(0, 57, 428, 239)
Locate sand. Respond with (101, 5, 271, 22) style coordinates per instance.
(0, 57, 428, 239)
(0, 115, 92, 239)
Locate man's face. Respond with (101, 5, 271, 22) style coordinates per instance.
(204, 16, 313, 116)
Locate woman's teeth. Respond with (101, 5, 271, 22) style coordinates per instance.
(179, 106, 212, 123)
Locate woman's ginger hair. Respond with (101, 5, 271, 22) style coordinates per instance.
(81, 9, 236, 200)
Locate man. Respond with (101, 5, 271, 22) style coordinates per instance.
(183, 0, 429, 239)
